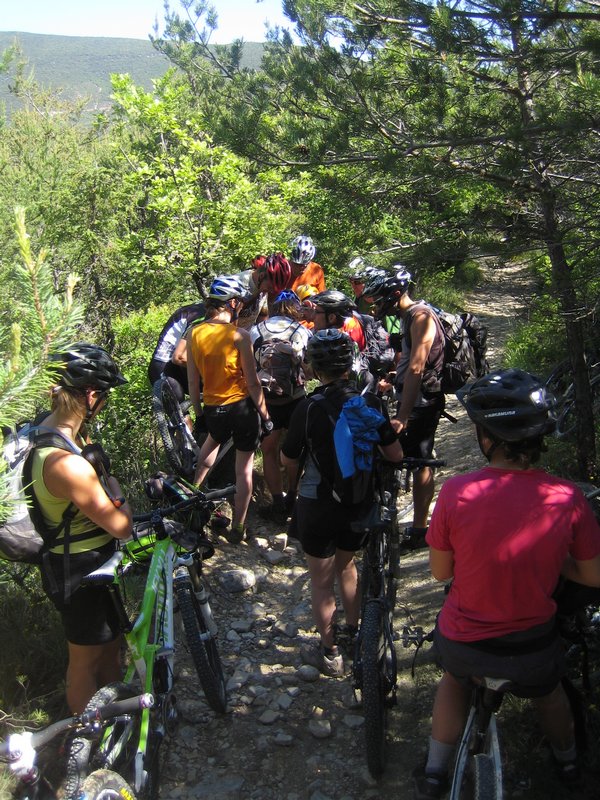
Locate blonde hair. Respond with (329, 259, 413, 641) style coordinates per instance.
(51, 385, 86, 418)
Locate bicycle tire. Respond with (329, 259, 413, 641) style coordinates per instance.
(80, 769, 137, 800)
(152, 378, 197, 479)
(361, 600, 387, 777)
(473, 754, 498, 800)
(174, 577, 227, 713)
(557, 375, 600, 437)
(62, 684, 139, 800)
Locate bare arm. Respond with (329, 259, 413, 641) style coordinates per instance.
(43, 452, 132, 539)
(236, 328, 270, 421)
(561, 553, 600, 587)
(429, 547, 454, 581)
(379, 440, 404, 463)
(186, 332, 203, 417)
(172, 336, 187, 367)
(395, 310, 437, 429)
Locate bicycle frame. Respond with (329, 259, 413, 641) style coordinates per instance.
(90, 528, 209, 794)
(450, 678, 508, 800)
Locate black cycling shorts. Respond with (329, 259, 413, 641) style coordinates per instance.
(41, 543, 121, 646)
(400, 398, 444, 460)
(204, 397, 261, 452)
(433, 620, 565, 698)
(267, 396, 305, 431)
(292, 496, 368, 559)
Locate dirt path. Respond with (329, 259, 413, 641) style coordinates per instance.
(160, 261, 539, 800)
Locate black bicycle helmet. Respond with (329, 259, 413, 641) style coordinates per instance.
(456, 368, 557, 441)
(306, 329, 354, 374)
(362, 267, 412, 318)
(51, 343, 127, 391)
(312, 289, 356, 317)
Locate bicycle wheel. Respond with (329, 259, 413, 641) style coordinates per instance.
(557, 375, 600, 437)
(62, 684, 141, 800)
(174, 575, 227, 713)
(152, 378, 197, 479)
(80, 769, 137, 800)
(449, 707, 476, 800)
(361, 600, 387, 777)
(473, 754, 498, 800)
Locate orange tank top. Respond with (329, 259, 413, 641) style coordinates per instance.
(190, 322, 248, 406)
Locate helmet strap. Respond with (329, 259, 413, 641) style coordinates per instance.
(85, 388, 104, 422)
(476, 426, 501, 462)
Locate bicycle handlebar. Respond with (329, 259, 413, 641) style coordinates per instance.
(132, 484, 236, 524)
(0, 693, 153, 760)
(395, 457, 446, 469)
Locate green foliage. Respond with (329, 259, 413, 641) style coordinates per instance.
(0, 567, 65, 712)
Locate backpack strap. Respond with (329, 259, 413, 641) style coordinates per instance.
(24, 429, 81, 604)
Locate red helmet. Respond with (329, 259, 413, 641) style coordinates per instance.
(251, 255, 267, 269)
(266, 252, 292, 293)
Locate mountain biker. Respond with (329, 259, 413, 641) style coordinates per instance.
(363, 267, 444, 549)
(264, 252, 293, 309)
(250, 289, 312, 524)
(148, 302, 206, 401)
(31, 344, 133, 713)
(287, 235, 326, 295)
(186, 275, 271, 543)
(281, 329, 403, 676)
(233, 255, 271, 330)
(347, 257, 378, 315)
(414, 369, 600, 798)
(295, 283, 319, 330)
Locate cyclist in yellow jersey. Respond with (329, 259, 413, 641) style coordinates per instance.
(31, 344, 132, 713)
(187, 276, 271, 543)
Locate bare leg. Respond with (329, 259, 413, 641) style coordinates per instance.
(232, 449, 255, 528)
(413, 465, 435, 529)
(194, 433, 221, 486)
(533, 683, 575, 752)
(260, 428, 283, 497)
(66, 639, 122, 714)
(335, 549, 360, 628)
(305, 553, 337, 648)
(431, 671, 471, 745)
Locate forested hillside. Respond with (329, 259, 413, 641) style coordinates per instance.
(0, 32, 264, 114)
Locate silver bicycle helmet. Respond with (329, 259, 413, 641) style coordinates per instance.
(290, 235, 316, 265)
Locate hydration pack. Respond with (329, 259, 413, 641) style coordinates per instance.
(253, 324, 305, 400)
(421, 305, 489, 395)
(355, 313, 395, 377)
(0, 424, 77, 563)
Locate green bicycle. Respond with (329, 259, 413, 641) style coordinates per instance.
(62, 479, 234, 800)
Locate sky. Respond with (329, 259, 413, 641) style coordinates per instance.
(0, 0, 293, 43)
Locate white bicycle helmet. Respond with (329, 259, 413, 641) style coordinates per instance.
(290, 235, 316, 265)
(208, 275, 252, 303)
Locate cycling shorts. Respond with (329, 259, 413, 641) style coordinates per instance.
(204, 397, 261, 452)
(291, 497, 367, 558)
(433, 620, 565, 698)
(267, 396, 305, 431)
(41, 542, 121, 646)
(399, 397, 444, 460)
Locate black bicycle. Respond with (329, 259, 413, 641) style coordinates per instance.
(353, 456, 445, 777)
(151, 376, 234, 486)
(544, 357, 600, 438)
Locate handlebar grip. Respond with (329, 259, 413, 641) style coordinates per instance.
(80, 693, 154, 725)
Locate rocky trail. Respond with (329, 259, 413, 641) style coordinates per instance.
(159, 262, 568, 800)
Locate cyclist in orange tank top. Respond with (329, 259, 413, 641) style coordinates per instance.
(187, 276, 271, 543)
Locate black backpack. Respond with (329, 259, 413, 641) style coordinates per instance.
(355, 313, 396, 377)
(422, 305, 489, 395)
(304, 392, 380, 507)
